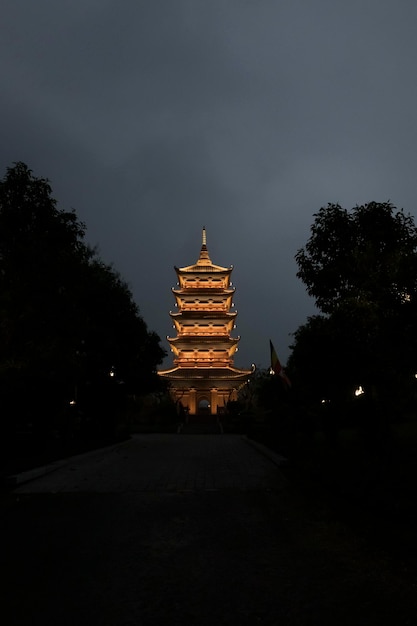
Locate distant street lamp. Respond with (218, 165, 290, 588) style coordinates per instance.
(354, 385, 365, 397)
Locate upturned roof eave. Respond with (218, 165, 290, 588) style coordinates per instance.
(169, 310, 237, 318)
(167, 335, 240, 344)
(174, 264, 232, 274)
(172, 287, 235, 296)
(158, 364, 255, 378)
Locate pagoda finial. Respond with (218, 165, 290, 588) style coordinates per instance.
(197, 226, 211, 265)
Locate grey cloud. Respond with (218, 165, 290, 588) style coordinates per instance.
(1, 0, 417, 367)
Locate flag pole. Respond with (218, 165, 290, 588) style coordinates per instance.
(270, 340, 291, 388)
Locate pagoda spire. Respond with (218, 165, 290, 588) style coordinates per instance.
(197, 226, 211, 265)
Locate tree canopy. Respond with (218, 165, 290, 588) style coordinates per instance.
(290, 202, 417, 413)
(295, 202, 417, 315)
(0, 162, 165, 435)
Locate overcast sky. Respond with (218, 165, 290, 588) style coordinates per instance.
(1, 0, 417, 369)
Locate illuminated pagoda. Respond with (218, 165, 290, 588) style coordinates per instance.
(158, 228, 254, 415)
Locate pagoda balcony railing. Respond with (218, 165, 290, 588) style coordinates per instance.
(178, 331, 230, 337)
(178, 305, 231, 312)
(174, 359, 233, 367)
(181, 283, 229, 289)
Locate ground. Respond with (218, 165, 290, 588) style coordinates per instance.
(1, 434, 416, 625)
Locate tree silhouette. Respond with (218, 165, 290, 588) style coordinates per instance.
(0, 162, 165, 444)
(291, 202, 417, 416)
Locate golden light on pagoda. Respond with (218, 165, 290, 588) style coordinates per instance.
(158, 228, 254, 415)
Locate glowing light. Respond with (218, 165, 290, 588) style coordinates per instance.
(69, 399, 76, 405)
(160, 231, 253, 415)
(354, 385, 364, 397)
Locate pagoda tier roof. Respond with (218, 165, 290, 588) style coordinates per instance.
(167, 335, 239, 344)
(172, 288, 235, 296)
(158, 365, 254, 380)
(175, 264, 232, 274)
(169, 310, 237, 319)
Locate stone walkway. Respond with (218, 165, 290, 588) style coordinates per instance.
(4, 434, 416, 625)
(13, 434, 286, 494)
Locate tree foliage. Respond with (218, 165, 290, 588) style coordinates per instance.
(291, 202, 417, 415)
(0, 162, 165, 438)
(295, 202, 417, 315)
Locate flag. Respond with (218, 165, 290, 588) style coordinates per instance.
(270, 340, 291, 388)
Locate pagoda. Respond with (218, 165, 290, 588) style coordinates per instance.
(158, 228, 254, 415)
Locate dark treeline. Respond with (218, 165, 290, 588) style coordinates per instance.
(290, 201, 417, 426)
(0, 162, 166, 473)
(243, 202, 417, 434)
(241, 201, 417, 525)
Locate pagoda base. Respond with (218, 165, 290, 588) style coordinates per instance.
(169, 387, 232, 416)
(159, 365, 254, 416)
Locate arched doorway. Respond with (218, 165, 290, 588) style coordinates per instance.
(198, 398, 210, 415)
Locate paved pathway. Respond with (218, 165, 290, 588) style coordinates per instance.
(3, 434, 416, 625)
(13, 434, 286, 494)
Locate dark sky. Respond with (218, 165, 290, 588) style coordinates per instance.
(1, 0, 417, 369)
